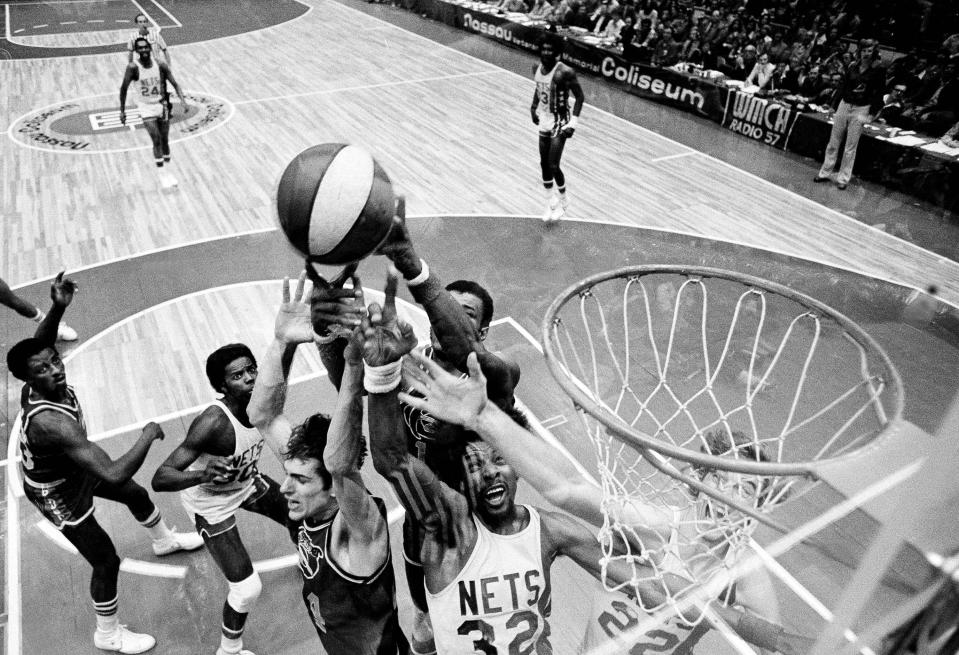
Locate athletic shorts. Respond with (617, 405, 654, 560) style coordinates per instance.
(137, 103, 164, 120)
(23, 472, 97, 529)
(192, 474, 283, 538)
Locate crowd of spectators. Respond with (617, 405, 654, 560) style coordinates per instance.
(477, 0, 959, 136)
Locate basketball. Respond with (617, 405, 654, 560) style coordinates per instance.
(276, 143, 395, 266)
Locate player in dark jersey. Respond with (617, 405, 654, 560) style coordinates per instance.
(531, 35, 584, 222)
(6, 272, 203, 655)
(372, 201, 521, 652)
(247, 273, 408, 655)
(119, 37, 186, 189)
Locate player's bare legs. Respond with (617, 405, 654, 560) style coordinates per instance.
(539, 133, 568, 222)
(143, 118, 176, 189)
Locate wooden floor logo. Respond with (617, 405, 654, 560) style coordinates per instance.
(9, 92, 233, 153)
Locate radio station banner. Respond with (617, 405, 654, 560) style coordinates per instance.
(722, 91, 799, 150)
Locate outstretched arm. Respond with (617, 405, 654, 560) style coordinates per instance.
(378, 198, 519, 404)
(34, 272, 77, 346)
(324, 325, 385, 544)
(360, 270, 467, 546)
(400, 351, 673, 531)
(247, 273, 315, 458)
(31, 413, 163, 485)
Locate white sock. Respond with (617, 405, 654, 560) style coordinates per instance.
(220, 635, 243, 653)
(96, 614, 120, 633)
(139, 509, 173, 541)
(94, 596, 120, 633)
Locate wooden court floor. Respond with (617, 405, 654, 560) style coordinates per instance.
(2, 0, 958, 653)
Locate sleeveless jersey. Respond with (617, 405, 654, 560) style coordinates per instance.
(427, 506, 553, 654)
(18, 384, 86, 484)
(133, 58, 165, 117)
(290, 497, 409, 655)
(534, 62, 571, 136)
(181, 401, 266, 524)
(402, 346, 468, 484)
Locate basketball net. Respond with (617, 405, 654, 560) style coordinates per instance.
(543, 267, 901, 625)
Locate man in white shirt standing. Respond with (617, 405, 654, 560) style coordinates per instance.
(127, 13, 170, 67)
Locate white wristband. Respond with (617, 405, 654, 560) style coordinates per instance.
(567, 115, 579, 130)
(406, 259, 430, 287)
(364, 359, 404, 393)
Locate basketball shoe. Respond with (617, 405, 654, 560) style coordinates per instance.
(94, 625, 156, 654)
(159, 170, 178, 189)
(557, 191, 569, 219)
(216, 648, 256, 655)
(57, 322, 78, 341)
(152, 529, 204, 556)
(542, 193, 560, 223)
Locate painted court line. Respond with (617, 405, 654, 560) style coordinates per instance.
(120, 559, 187, 579)
(650, 151, 696, 163)
(127, 0, 157, 29)
(232, 70, 501, 106)
(36, 521, 79, 554)
(149, 0, 181, 28)
(253, 554, 299, 573)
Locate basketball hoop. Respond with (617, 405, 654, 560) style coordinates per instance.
(541, 265, 904, 622)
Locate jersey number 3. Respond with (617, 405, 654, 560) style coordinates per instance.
(457, 610, 547, 654)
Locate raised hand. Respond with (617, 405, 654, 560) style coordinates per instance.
(359, 268, 418, 366)
(274, 272, 314, 345)
(307, 261, 366, 338)
(50, 271, 78, 308)
(400, 351, 489, 431)
(375, 197, 421, 278)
